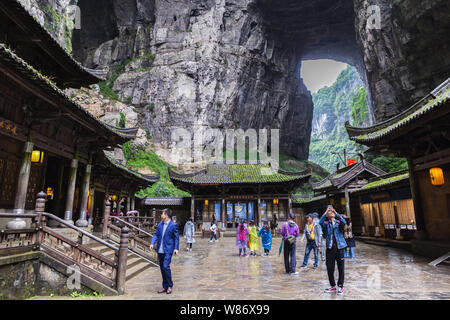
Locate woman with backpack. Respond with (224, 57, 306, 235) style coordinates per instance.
(280, 213, 300, 274)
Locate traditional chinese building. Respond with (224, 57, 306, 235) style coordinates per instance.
(346, 78, 450, 257)
(351, 170, 416, 240)
(310, 160, 386, 226)
(0, 0, 158, 230)
(169, 162, 311, 230)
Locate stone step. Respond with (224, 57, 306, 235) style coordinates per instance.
(126, 261, 152, 282)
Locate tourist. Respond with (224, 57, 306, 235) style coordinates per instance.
(248, 220, 259, 256)
(183, 218, 195, 251)
(280, 213, 300, 275)
(319, 205, 347, 295)
(258, 219, 272, 256)
(300, 213, 322, 269)
(270, 214, 278, 234)
(236, 220, 249, 257)
(209, 220, 218, 242)
(150, 208, 179, 294)
(343, 215, 356, 258)
(312, 212, 326, 261)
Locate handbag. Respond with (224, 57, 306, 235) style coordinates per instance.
(285, 223, 296, 245)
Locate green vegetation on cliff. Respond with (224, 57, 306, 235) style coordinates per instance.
(308, 65, 407, 174)
(122, 142, 190, 198)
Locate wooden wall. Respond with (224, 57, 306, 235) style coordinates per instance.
(416, 163, 450, 241)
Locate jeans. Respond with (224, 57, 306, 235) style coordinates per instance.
(302, 241, 318, 267)
(239, 247, 247, 255)
(344, 247, 354, 258)
(284, 240, 297, 273)
(326, 245, 345, 287)
(158, 253, 173, 289)
(210, 233, 217, 241)
(320, 238, 325, 260)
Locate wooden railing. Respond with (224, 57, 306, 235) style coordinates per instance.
(0, 192, 130, 294)
(106, 216, 157, 265)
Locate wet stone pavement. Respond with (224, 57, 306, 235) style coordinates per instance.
(120, 236, 450, 300)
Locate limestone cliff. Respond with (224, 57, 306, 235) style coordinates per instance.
(22, 0, 450, 160)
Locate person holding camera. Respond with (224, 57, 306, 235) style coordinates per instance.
(319, 205, 347, 295)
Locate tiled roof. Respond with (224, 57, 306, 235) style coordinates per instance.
(0, 0, 105, 87)
(354, 171, 409, 193)
(292, 194, 327, 204)
(346, 78, 450, 144)
(311, 160, 386, 191)
(169, 163, 311, 185)
(0, 43, 129, 145)
(143, 197, 187, 206)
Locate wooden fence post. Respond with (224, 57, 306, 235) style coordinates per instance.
(33, 191, 47, 248)
(116, 226, 129, 295)
(102, 199, 111, 239)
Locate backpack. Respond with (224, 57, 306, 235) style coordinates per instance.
(284, 223, 296, 245)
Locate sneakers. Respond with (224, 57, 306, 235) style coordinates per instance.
(337, 287, 344, 295)
(215, 239, 219, 242)
(299, 265, 307, 268)
(209, 240, 213, 243)
(290, 271, 299, 275)
(324, 286, 336, 293)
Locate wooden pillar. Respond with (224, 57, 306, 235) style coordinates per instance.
(7, 140, 34, 229)
(102, 199, 111, 238)
(393, 201, 403, 240)
(344, 187, 351, 218)
(190, 196, 195, 222)
(372, 203, 381, 237)
(407, 157, 427, 240)
(221, 198, 226, 229)
(76, 159, 92, 227)
(88, 186, 95, 225)
(130, 192, 136, 211)
(63, 153, 79, 225)
(257, 194, 261, 227)
(116, 226, 129, 295)
(288, 196, 293, 218)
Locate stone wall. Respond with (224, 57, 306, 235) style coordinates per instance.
(0, 251, 93, 299)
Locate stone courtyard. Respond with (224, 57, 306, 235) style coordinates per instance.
(33, 236, 450, 300)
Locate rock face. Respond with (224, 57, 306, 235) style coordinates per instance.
(25, 0, 450, 159)
(72, 0, 314, 160)
(354, 0, 450, 121)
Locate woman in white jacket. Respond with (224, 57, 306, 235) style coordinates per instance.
(183, 218, 195, 251)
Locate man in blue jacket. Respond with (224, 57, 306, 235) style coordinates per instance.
(150, 208, 179, 294)
(319, 205, 347, 295)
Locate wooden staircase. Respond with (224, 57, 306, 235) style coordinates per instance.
(87, 242, 155, 281)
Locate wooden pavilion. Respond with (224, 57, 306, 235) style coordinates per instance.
(311, 160, 386, 222)
(169, 162, 311, 230)
(0, 1, 158, 230)
(346, 78, 450, 255)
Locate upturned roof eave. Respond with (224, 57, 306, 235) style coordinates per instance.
(0, 0, 105, 88)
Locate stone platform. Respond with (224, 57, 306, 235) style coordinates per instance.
(32, 236, 450, 300)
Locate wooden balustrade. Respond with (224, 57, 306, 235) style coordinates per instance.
(105, 216, 157, 263)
